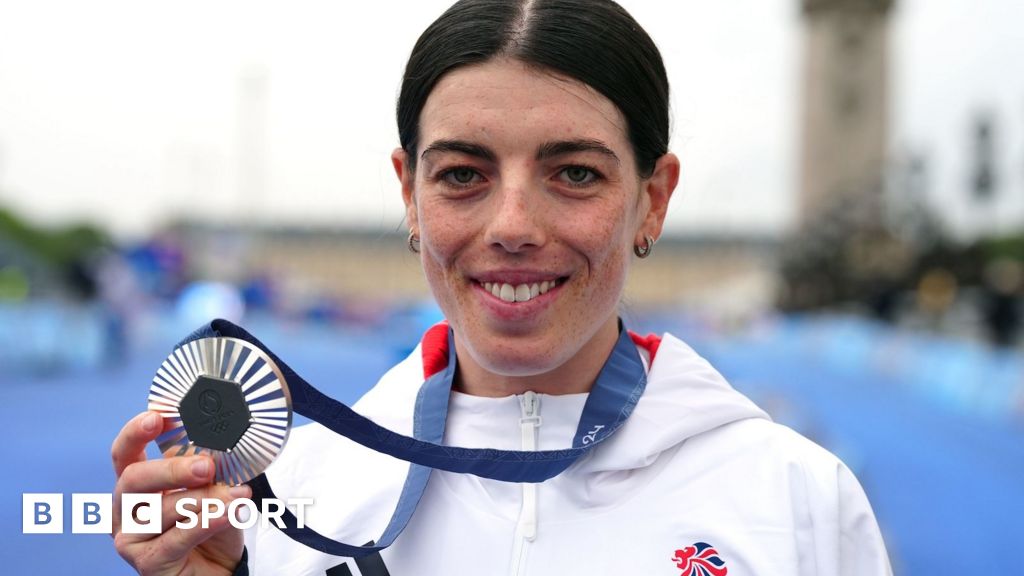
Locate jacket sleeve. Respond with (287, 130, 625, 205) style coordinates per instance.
(802, 455, 892, 576)
(835, 465, 891, 576)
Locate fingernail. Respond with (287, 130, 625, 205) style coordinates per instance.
(229, 485, 251, 499)
(142, 412, 160, 432)
(191, 459, 210, 477)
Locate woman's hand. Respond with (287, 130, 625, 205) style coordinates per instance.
(111, 411, 250, 575)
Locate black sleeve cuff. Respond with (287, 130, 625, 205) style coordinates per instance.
(232, 547, 249, 576)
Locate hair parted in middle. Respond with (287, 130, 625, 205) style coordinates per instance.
(396, 0, 670, 178)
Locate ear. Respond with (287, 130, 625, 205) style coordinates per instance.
(392, 147, 418, 231)
(636, 152, 679, 243)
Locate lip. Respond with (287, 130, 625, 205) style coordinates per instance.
(472, 276, 566, 322)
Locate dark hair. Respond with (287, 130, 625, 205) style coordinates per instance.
(397, 0, 670, 178)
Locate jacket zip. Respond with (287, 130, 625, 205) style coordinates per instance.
(510, 391, 541, 576)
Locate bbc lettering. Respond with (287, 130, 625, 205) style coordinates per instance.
(23, 494, 65, 534)
(23, 493, 313, 534)
(24, 493, 163, 534)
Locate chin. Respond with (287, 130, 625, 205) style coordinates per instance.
(468, 333, 571, 377)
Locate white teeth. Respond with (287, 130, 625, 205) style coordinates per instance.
(514, 284, 530, 302)
(500, 283, 516, 302)
(484, 279, 559, 303)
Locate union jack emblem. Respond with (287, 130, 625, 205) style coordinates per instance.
(672, 542, 728, 576)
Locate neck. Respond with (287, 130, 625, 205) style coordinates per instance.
(452, 317, 620, 397)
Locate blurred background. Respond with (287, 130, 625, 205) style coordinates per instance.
(1, 0, 1022, 573)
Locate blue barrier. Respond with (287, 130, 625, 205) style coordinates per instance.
(2, 309, 1022, 574)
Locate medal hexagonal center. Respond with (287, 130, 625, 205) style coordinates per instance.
(180, 375, 251, 451)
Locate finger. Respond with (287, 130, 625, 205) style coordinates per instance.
(113, 455, 216, 538)
(115, 512, 238, 575)
(116, 483, 251, 554)
(111, 411, 165, 478)
(156, 507, 240, 564)
(117, 455, 216, 496)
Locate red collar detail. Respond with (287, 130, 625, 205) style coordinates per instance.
(628, 331, 661, 365)
(419, 321, 662, 380)
(420, 321, 451, 379)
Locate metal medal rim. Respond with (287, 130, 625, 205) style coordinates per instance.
(147, 336, 293, 486)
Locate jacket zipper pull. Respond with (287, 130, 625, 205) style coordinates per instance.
(518, 391, 541, 541)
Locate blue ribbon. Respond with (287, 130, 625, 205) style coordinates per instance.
(177, 319, 647, 557)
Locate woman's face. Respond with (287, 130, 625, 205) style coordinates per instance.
(394, 59, 676, 388)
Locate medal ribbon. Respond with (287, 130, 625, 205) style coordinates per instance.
(178, 318, 647, 557)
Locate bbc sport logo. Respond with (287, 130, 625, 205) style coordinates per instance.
(23, 493, 313, 534)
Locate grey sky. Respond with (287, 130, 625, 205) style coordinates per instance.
(0, 0, 1021, 240)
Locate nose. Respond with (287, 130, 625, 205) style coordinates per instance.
(483, 180, 546, 254)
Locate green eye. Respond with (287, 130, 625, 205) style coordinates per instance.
(450, 167, 477, 184)
(561, 166, 597, 185)
(567, 167, 588, 181)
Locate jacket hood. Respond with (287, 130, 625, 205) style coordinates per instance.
(576, 333, 770, 474)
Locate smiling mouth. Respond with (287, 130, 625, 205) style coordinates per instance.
(479, 279, 566, 303)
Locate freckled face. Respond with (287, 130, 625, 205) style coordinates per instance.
(404, 59, 648, 381)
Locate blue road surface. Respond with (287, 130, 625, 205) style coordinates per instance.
(2, 310, 1022, 574)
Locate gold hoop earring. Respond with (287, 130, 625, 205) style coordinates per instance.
(407, 231, 420, 254)
(633, 234, 655, 258)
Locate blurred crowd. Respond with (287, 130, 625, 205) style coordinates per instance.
(4, 201, 1024, 375)
(0, 210, 435, 374)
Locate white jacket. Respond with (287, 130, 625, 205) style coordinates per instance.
(244, 332, 892, 575)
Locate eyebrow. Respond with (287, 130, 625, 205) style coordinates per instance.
(420, 138, 620, 165)
(536, 139, 620, 165)
(420, 140, 497, 163)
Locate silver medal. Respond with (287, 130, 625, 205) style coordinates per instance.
(148, 337, 292, 485)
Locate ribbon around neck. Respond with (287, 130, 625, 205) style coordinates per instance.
(176, 318, 648, 557)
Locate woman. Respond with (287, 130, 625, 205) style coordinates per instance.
(112, 0, 892, 574)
